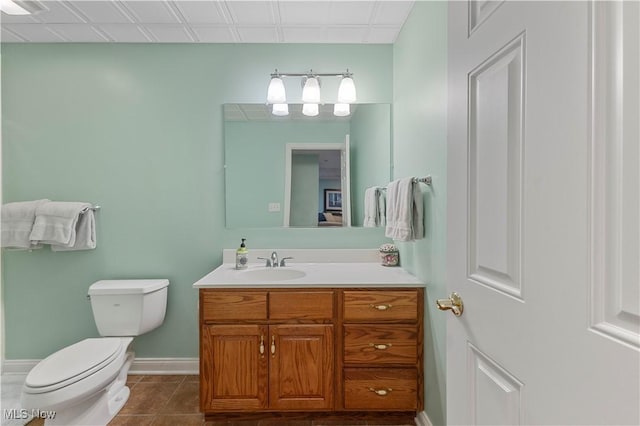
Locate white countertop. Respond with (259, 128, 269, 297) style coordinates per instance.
(193, 262, 424, 288)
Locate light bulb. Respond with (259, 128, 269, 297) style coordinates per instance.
(333, 103, 350, 117)
(272, 103, 289, 116)
(267, 76, 286, 104)
(302, 77, 321, 103)
(302, 103, 319, 117)
(338, 76, 356, 103)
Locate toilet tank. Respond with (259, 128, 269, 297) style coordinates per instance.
(88, 279, 169, 337)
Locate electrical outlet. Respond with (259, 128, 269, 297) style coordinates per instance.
(268, 202, 281, 212)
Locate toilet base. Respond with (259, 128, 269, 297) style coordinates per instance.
(44, 351, 134, 426)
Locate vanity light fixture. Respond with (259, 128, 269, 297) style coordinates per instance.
(266, 69, 356, 117)
(272, 103, 289, 116)
(302, 103, 319, 117)
(333, 103, 350, 117)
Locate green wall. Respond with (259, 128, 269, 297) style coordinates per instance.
(350, 104, 391, 226)
(1, 43, 392, 359)
(392, 2, 448, 425)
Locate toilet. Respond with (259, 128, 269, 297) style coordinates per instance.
(21, 279, 169, 426)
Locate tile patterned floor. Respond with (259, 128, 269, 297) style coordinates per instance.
(26, 375, 416, 426)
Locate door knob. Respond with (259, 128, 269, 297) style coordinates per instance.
(436, 292, 463, 316)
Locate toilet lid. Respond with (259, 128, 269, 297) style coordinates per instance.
(25, 338, 124, 389)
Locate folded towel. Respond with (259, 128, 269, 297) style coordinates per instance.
(29, 201, 93, 248)
(385, 177, 424, 242)
(363, 187, 386, 228)
(1, 199, 50, 249)
(51, 209, 96, 251)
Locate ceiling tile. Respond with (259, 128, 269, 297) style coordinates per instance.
(372, 1, 414, 25)
(236, 26, 279, 43)
(1, 24, 66, 42)
(174, 1, 228, 24)
(226, 1, 276, 25)
(121, 1, 181, 24)
(366, 26, 400, 43)
(279, 1, 330, 25)
(100, 24, 152, 42)
(326, 26, 368, 43)
(29, 2, 86, 24)
(1, 28, 27, 42)
(191, 26, 235, 42)
(328, 1, 375, 25)
(281, 26, 326, 43)
(48, 24, 109, 42)
(144, 24, 194, 42)
(67, 1, 134, 24)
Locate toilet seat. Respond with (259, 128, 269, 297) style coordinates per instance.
(25, 338, 124, 394)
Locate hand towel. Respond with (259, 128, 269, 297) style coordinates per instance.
(363, 187, 386, 228)
(29, 201, 93, 248)
(1, 199, 50, 249)
(385, 177, 424, 242)
(51, 209, 96, 251)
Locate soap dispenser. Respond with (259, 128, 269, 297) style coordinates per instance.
(236, 238, 248, 270)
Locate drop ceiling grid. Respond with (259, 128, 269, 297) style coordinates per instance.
(0, 0, 414, 43)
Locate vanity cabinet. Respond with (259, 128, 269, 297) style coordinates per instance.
(199, 287, 423, 419)
(200, 290, 334, 412)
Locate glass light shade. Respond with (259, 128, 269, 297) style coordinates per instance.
(302, 77, 321, 103)
(302, 103, 319, 117)
(333, 103, 350, 117)
(267, 77, 286, 104)
(272, 103, 289, 116)
(337, 76, 357, 103)
(0, 0, 30, 14)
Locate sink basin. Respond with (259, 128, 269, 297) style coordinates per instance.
(241, 268, 307, 281)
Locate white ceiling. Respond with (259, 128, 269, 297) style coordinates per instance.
(224, 103, 357, 121)
(0, 0, 415, 43)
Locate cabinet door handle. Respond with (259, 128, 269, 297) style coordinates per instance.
(368, 387, 393, 396)
(270, 335, 276, 356)
(370, 303, 392, 311)
(259, 335, 265, 355)
(369, 343, 392, 350)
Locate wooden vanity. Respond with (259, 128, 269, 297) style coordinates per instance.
(198, 286, 424, 421)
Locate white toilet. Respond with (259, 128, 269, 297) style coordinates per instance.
(21, 279, 169, 426)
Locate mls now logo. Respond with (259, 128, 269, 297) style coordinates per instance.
(3, 409, 56, 420)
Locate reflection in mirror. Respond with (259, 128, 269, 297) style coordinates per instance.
(224, 103, 391, 228)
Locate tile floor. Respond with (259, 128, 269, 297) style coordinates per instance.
(26, 375, 416, 426)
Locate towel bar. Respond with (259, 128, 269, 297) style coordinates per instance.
(380, 176, 432, 190)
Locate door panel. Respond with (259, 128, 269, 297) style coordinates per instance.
(269, 325, 334, 410)
(447, 1, 639, 424)
(201, 325, 268, 410)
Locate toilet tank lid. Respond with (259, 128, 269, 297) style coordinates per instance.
(89, 279, 169, 295)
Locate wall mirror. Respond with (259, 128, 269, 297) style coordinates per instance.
(224, 103, 391, 228)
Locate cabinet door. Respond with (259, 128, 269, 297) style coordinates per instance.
(201, 324, 268, 411)
(269, 324, 334, 410)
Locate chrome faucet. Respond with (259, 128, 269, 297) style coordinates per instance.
(270, 251, 279, 268)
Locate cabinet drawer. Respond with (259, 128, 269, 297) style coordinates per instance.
(201, 290, 267, 321)
(344, 368, 417, 410)
(343, 290, 418, 322)
(344, 325, 417, 365)
(269, 291, 334, 320)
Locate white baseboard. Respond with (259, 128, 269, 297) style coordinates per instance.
(415, 411, 433, 426)
(2, 358, 199, 376)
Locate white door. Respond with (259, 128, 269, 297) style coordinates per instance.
(446, 1, 639, 424)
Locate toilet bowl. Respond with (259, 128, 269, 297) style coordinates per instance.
(21, 279, 169, 426)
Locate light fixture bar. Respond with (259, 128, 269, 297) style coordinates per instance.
(271, 70, 353, 78)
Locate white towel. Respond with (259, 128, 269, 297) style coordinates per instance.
(385, 177, 424, 242)
(363, 187, 386, 228)
(29, 201, 94, 249)
(1, 199, 50, 249)
(51, 209, 96, 251)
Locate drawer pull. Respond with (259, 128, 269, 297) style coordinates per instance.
(369, 343, 392, 350)
(370, 303, 393, 311)
(271, 335, 276, 356)
(259, 335, 265, 355)
(369, 387, 393, 396)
